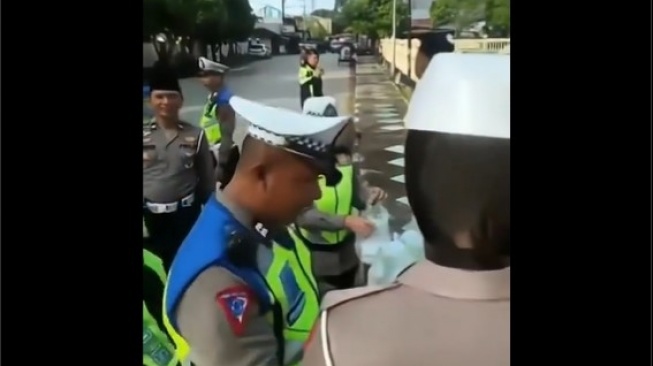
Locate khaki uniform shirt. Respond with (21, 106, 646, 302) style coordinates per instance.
(143, 121, 215, 203)
(174, 190, 281, 366)
(303, 261, 510, 366)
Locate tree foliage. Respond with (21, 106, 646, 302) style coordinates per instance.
(311, 8, 348, 35)
(340, 0, 409, 39)
(484, 0, 510, 37)
(144, 0, 257, 48)
(430, 0, 509, 36)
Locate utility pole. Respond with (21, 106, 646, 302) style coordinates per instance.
(406, 0, 412, 79)
(391, 0, 397, 74)
(281, 0, 285, 20)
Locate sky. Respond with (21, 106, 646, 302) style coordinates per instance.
(249, 0, 336, 16)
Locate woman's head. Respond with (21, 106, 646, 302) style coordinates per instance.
(305, 49, 320, 67)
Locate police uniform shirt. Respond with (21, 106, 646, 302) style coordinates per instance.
(171, 97, 353, 366)
(143, 121, 215, 203)
(295, 97, 366, 277)
(143, 63, 216, 203)
(303, 261, 510, 366)
(303, 53, 511, 366)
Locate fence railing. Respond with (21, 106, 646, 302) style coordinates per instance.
(379, 38, 510, 82)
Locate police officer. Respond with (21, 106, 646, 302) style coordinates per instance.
(299, 49, 324, 108)
(296, 96, 386, 294)
(303, 53, 510, 365)
(164, 96, 353, 366)
(197, 57, 239, 181)
(143, 64, 215, 270)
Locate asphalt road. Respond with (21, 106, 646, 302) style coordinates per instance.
(175, 53, 415, 235)
(179, 53, 355, 146)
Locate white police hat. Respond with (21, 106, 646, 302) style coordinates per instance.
(405, 53, 510, 139)
(198, 57, 230, 75)
(230, 96, 353, 184)
(302, 96, 338, 116)
(302, 96, 357, 151)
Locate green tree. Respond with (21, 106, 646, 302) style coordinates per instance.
(221, 0, 257, 55)
(429, 0, 484, 33)
(484, 0, 509, 37)
(143, 0, 256, 60)
(311, 9, 337, 18)
(340, 0, 408, 39)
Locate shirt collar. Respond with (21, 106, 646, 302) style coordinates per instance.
(398, 260, 510, 300)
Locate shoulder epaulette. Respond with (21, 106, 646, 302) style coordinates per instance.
(321, 283, 400, 311)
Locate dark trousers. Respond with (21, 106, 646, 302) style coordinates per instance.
(317, 266, 359, 297)
(143, 201, 201, 270)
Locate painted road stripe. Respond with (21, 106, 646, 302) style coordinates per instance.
(380, 125, 404, 131)
(385, 145, 404, 154)
(377, 118, 403, 124)
(374, 112, 400, 118)
(391, 174, 405, 183)
(388, 157, 405, 167)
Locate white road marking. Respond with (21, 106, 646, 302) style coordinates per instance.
(377, 118, 403, 124)
(391, 174, 405, 183)
(385, 145, 404, 154)
(388, 157, 405, 167)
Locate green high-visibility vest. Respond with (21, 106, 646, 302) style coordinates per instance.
(199, 97, 222, 145)
(143, 250, 191, 366)
(143, 250, 178, 366)
(266, 229, 321, 365)
(301, 165, 354, 244)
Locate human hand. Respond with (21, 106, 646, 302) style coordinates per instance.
(367, 187, 388, 205)
(345, 216, 375, 238)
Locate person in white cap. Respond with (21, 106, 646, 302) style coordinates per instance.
(197, 57, 239, 183)
(164, 97, 354, 366)
(303, 53, 510, 366)
(295, 96, 386, 294)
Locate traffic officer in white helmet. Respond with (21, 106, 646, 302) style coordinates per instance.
(197, 57, 239, 184)
(165, 97, 354, 366)
(303, 52, 511, 366)
(296, 96, 386, 294)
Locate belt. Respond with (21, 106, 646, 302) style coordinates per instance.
(144, 193, 195, 214)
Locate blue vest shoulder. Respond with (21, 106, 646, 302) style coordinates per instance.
(215, 88, 233, 107)
(165, 196, 270, 330)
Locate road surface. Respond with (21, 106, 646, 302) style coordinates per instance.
(179, 54, 355, 146)
(175, 53, 414, 234)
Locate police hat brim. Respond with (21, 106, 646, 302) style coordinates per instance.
(197, 69, 225, 77)
(231, 97, 351, 185)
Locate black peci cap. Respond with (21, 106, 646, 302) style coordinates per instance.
(149, 61, 182, 94)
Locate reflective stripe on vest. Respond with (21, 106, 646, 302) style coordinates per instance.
(143, 301, 177, 366)
(262, 230, 320, 365)
(199, 101, 221, 145)
(303, 165, 354, 243)
(143, 249, 191, 363)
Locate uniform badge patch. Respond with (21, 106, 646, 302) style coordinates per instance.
(216, 286, 254, 336)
